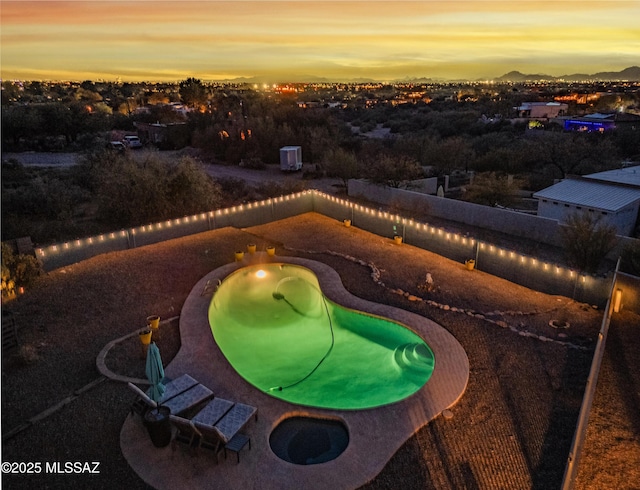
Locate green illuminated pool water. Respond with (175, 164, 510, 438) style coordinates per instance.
(208, 263, 435, 410)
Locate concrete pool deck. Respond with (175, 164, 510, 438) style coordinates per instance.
(121, 254, 469, 489)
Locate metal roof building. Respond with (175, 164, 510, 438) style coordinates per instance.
(584, 166, 640, 187)
(533, 177, 640, 236)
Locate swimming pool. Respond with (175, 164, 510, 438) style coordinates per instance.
(208, 263, 435, 410)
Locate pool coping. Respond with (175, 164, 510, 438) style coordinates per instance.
(121, 253, 469, 490)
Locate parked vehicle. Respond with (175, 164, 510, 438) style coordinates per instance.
(108, 141, 126, 152)
(122, 135, 143, 149)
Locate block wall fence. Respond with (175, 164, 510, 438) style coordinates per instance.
(35, 189, 614, 306)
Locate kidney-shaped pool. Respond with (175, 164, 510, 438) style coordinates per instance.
(208, 263, 434, 410)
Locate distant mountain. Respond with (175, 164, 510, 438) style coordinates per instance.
(495, 70, 554, 82)
(586, 66, 640, 81)
(213, 66, 640, 85)
(495, 66, 640, 82)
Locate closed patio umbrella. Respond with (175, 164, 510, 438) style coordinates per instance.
(144, 342, 171, 447)
(145, 342, 166, 406)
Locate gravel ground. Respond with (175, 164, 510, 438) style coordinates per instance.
(1, 213, 637, 489)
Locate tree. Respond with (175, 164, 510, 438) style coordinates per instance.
(166, 157, 223, 215)
(179, 77, 207, 110)
(2, 105, 43, 148)
(425, 136, 476, 175)
(560, 211, 618, 273)
(463, 172, 524, 207)
(366, 153, 424, 188)
(620, 240, 640, 276)
(539, 133, 619, 179)
(323, 148, 360, 188)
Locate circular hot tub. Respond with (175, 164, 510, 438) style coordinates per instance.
(269, 416, 349, 465)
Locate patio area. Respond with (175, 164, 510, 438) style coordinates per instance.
(120, 254, 469, 489)
(1, 212, 614, 489)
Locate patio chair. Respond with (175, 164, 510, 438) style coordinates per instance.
(191, 397, 235, 427)
(169, 415, 200, 453)
(214, 402, 258, 441)
(191, 401, 257, 463)
(191, 421, 228, 463)
(128, 382, 157, 417)
(162, 384, 213, 416)
(127, 379, 214, 418)
(155, 374, 199, 401)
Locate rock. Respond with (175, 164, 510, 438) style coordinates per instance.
(408, 295, 420, 302)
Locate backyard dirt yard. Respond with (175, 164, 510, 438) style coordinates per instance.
(2, 212, 638, 489)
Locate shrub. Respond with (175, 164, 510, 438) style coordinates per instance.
(560, 212, 618, 274)
(1, 242, 43, 300)
(620, 240, 640, 276)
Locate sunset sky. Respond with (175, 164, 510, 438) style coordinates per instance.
(1, 1, 639, 82)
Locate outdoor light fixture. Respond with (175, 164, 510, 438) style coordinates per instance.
(613, 288, 623, 313)
(256, 270, 266, 279)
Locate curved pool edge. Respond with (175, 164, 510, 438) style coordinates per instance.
(121, 254, 469, 490)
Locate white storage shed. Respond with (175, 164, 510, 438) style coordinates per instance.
(280, 146, 302, 171)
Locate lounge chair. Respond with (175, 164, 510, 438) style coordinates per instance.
(214, 402, 258, 441)
(191, 401, 257, 463)
(155, 374, 199, 401)
(191, 422, 228, 462)
(127, 377, 213, 417)
(191, 422, 251, 463)
(191, 397, 235, 427)
(169, 414, 200, 453)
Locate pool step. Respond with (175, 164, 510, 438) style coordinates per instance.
(393, 343, 435, 374)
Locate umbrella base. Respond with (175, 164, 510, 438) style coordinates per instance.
(144, 406, 171, 448)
